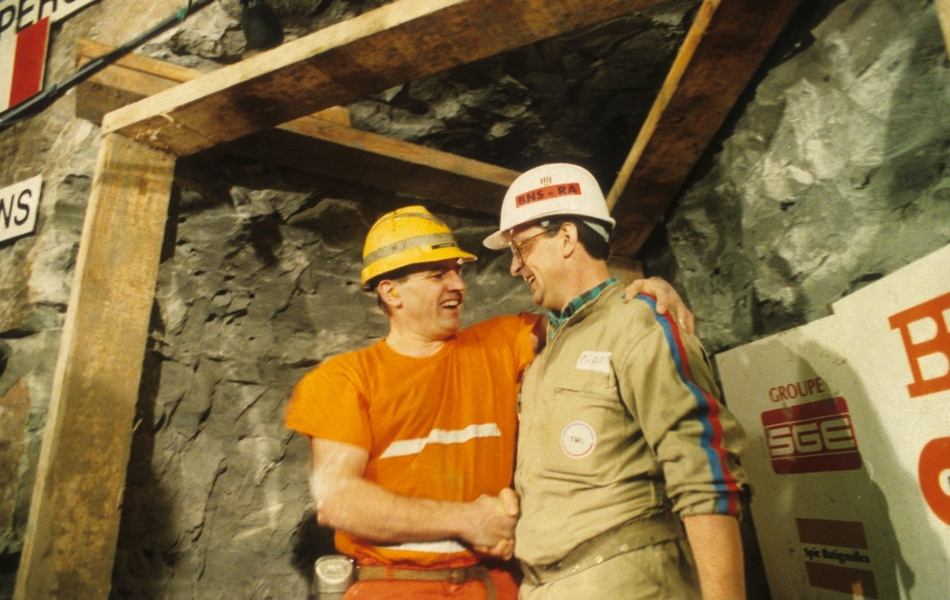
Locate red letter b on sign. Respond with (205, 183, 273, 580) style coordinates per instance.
(889, 291, 950, 398)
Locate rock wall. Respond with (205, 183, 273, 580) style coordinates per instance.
(640, 4, 950, 592)
(0, 0, 165, 592)
(645, 0, 950, 355)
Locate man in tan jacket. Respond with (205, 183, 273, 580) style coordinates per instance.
(484, 164, 751, 600)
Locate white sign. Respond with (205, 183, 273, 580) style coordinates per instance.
(0, 0, 98, 111)
(717, 243, 950, 599)
(0, 175, 41, 242)
(0, 0, 98, 28)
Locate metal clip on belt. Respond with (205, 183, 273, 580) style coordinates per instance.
(358, 565, 498, 600)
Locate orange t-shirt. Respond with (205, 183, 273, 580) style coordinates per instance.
(285, 313, 538, 567)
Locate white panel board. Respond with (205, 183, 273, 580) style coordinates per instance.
(717, 243, 950, 599)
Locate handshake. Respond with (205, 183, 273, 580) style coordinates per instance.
(462, 488, 520, 561)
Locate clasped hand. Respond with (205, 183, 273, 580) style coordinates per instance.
(465, 488, 519, 561)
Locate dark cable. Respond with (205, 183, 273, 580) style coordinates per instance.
(0, 0, 215, 133)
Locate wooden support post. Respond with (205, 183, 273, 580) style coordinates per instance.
(14, 134, 176, 600)
(606, 256, 645, 286)
(937, 0, 950, 58)
(606, 0, 802, 256)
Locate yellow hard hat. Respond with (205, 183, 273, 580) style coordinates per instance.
(361, 206, 476, 289)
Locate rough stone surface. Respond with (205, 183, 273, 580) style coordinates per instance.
(0, 6, 104, 589)
(644, 0, 950, 356)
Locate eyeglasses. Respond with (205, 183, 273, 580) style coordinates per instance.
(509, 230, 548, 264)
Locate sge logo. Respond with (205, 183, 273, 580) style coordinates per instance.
(767, 418, 855, 456)
(761, 397, 862, 475)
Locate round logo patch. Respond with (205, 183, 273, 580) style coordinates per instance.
(561, 421, 596, 459)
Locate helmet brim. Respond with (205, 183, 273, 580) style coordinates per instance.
(482, 229, 509, 250)
(361, 248, 477, 291)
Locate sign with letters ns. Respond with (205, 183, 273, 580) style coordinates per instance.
(0, 175, 41, 242)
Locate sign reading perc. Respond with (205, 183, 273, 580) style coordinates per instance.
(0, 0, 100, 111)
(0, 175, 42, 242)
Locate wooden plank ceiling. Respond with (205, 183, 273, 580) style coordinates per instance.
(102, 0, 669, 157)
(937, 0, 950, 58)
(76, 39, 520, 214)
(84, 0, 802, 254)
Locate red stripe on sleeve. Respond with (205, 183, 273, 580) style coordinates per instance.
(661, 309, 742, 512)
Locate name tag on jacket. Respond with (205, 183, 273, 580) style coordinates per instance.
(575, 351, 611, 373)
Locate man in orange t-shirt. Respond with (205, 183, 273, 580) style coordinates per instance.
(285, 206, 689, 599)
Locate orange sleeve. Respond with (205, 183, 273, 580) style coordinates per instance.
(284, 357, 372, 450)
(481, 312, 540, 373)
(514, 311, 542, 369)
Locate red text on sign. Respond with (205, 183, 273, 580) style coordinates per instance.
(768, 377, 826, 403)
(761, 397, 862, 474)
(889, 291, 950, 398)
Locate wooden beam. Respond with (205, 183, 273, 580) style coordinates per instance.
(937, 0, 950, 58)
(607, 0, 802, 256)
(221, 118, 518, 213)
(78, 38, 516, 212)
(14, 134, 176, 600)
(75, 38, 351, 127)
(101, 0, 666, 157)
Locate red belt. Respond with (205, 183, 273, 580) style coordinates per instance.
(357, 565, 498, 600)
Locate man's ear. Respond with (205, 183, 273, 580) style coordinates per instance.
(377, 280, 401, 309)
(559, 222, 579, 258)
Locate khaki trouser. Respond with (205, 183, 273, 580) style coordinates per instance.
(518, 538, 701, 600)
(518, 512, 701, 600)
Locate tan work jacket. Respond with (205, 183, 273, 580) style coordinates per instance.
(514, 282, 749, 567)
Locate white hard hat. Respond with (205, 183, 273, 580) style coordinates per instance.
(483, 163, 616, 250)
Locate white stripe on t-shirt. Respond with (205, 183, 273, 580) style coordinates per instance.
(380, 423, 501, 459)
(376, 540, 468, 554)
